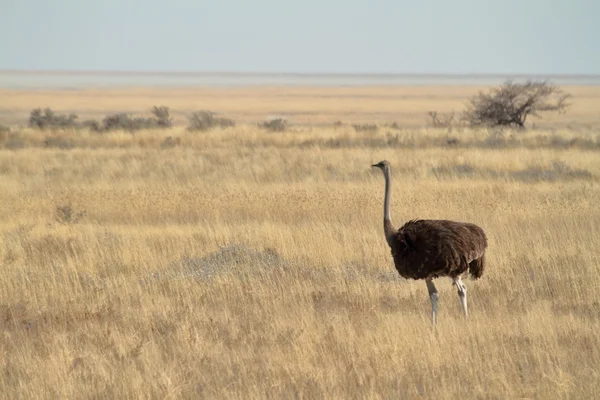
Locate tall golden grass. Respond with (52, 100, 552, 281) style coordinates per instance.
(1, 88, 600, 398)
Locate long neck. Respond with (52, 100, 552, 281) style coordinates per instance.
(382, 167, 395, 246)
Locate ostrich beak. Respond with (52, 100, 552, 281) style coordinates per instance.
(372, 163, 381, 168)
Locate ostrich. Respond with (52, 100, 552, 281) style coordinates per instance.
(372, 160, 487, 324)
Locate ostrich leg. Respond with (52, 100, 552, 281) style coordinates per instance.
(426, 279, 439, 325)
(453, 277, 468, 318)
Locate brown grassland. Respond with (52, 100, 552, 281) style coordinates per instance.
(1, 86, 600, 399)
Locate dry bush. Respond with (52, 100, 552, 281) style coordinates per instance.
(102, 109, 168, 133)
(28, 106, 172, 133)
(352, 123, 378, 133)
(29, 108, 78, 130)
(80, 119, 102, 132)
(187, 111, 235, 132)
(427, 110, 456, 129)
(151, 106, 172, 128)
(259, 117, 288, 132)
(102, 113, 156, 132)
(463, 80, 571, 129)
(55, 204, 87, 224)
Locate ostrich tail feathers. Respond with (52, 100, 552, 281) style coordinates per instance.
(468, 253, 485, 279)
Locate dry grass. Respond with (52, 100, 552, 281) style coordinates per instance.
(1, 88, 600, 399)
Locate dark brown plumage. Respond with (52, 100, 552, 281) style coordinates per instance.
(390, 219, 487, 280)
(373, 160, 488, 324)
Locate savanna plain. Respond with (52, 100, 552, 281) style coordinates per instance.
(1, 85, 600, 399)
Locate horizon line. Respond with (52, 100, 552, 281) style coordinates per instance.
(1, 69, 599, 78)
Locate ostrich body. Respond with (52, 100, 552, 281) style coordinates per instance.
(372, 160, 487, 324)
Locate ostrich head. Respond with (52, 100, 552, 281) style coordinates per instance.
(371, 160, 391, 172)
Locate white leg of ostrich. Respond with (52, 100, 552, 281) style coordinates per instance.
(426, 279, 439, 325)
(453, 277, 468, 318)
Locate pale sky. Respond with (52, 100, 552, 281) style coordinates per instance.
(1, 0, 598, 74)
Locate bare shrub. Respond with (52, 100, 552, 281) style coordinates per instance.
(29, 106, 172, 133)
(99, 106, 171, 132)
(55, 204, 87, 224)
(101, 108, 172, 132)
(151, 106, 172, 128)
(259, 118, 287, 132)
(427, 111, 456, 128)
(352, 124, 378, 133)
(187, 111, 235, 132)
(463, 81, 571, 129)
(81, 119, 102, 132)
(29, 108, 78, 130)
(102, 113, 143, 132)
